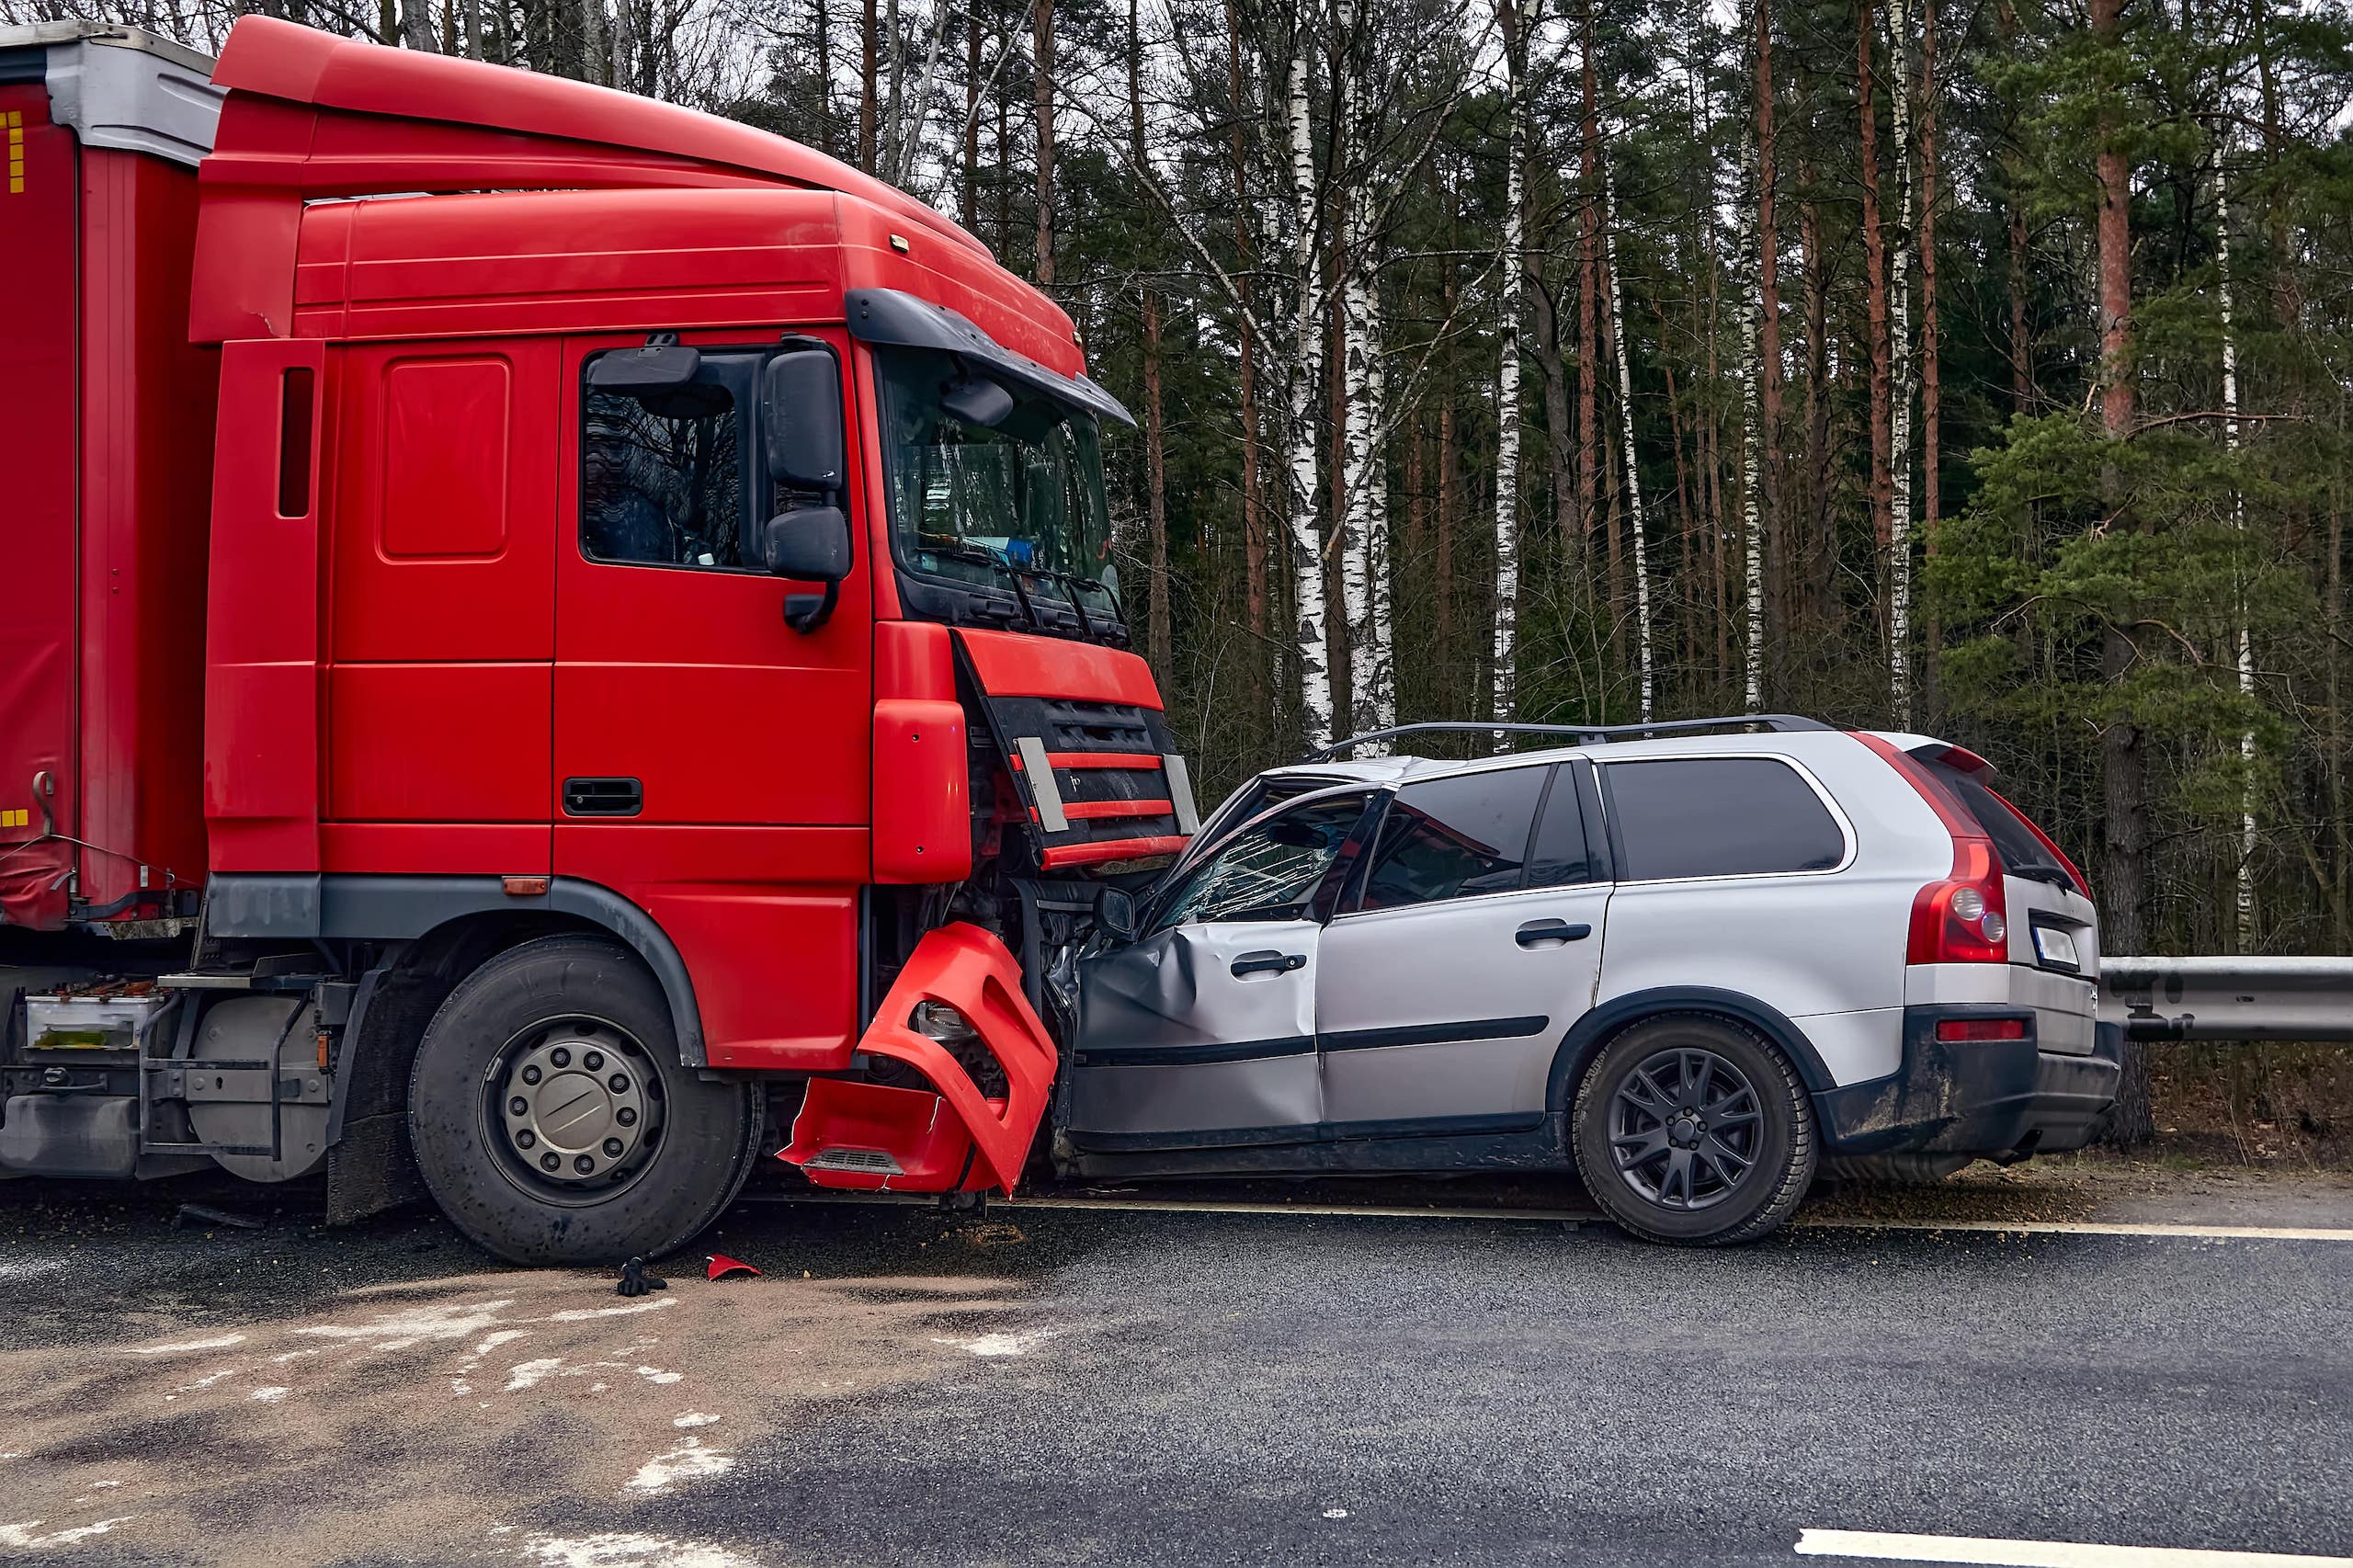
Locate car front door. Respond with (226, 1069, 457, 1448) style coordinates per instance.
(1066, 790, 1374, 1149)
(1315, 762, 1612, 1131)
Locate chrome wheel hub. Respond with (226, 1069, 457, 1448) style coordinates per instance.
(496, 1023, 653, 1187)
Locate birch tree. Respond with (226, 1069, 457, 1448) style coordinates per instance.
(1602, 156, 1654, 722)
(1284, 27, 1336, 749)
(1886, 0, 1917, 722)
(1491, 0, 1527, 736)
(2219, 145, 2255, 949)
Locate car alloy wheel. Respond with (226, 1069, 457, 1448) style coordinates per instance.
(1604, 1046, 1764, 1211)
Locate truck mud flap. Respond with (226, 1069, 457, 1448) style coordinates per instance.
(779, 923, 1056, 1193)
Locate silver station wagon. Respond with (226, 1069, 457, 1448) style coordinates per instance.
(1064, 716, 2120, 1244)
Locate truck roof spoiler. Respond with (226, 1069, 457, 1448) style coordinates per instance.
(189, 17, 997, 341)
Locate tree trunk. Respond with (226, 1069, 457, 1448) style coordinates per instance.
(1578, 0, 1605, 653)
(859, 0, 879, 173)
(961, 7, 980, 227)
(1032, 0, 1054, 286)
(1858, 0, 1893, 661)
(1888, 0, 1916, 723)
(1226, 0, 1268, 716)
(1493, 0, 1527, 735)
(1128, 0, 1172, 675)
(1602, 158, 1654, 721)
(856, 0, 875, 173)
(2220, 147, 2256, 949)
(1753, 0, 1784, 682)
(2091, 0, 2149, 1142)
(1737, 115, 1764, 711)
(1918, 0, 1941, 701)
(1996, 0, 2031, 413)
(1284, 40, 1335, 747)
(1800, 180, 1831, 637)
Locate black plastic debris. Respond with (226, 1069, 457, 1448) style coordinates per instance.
(616, 1255, 668, 1297)
(175, 1202, 265, 1232)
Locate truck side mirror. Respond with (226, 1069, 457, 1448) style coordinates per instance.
(1095, 886, 1142, 943)
(764, 506, 851, 634)
(764, 348, 846, 491)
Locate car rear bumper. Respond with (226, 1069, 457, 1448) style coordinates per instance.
(1813, 1006, 2121, 1157)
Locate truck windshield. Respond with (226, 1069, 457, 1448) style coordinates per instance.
(874, 345, 1121, 628)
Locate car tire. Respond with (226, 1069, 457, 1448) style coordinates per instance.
(408, 934, 762, 1267)
(1571, 1013, 1815, 1245)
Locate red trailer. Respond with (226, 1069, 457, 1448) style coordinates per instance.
(0, 20, 1198, 1264)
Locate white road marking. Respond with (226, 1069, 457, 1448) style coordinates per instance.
(520, 1530, 758, 1567)
(123, 1334, 245, 1356)
(0, 1517, 135, 1550)
(1794, 1528, 2353, 1565)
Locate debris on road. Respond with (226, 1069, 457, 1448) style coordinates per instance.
(615, 1256, 668, 1298)
(174, 1202, 265, 1232)
(705, 1255, 760, 1280)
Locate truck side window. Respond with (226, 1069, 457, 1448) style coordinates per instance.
(581, 358, 750, 570)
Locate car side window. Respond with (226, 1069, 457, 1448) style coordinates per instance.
(581, 350, 755, 570)
(1358, 767, 1549, 912)
(1527, 764, 1600, 888)
(1605, 756, 1845, 881)
(1152, 793, 1369, 931)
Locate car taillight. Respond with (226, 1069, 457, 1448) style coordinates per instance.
(1909, 837, 2010, 964)
(1852, 733, 2013, 966)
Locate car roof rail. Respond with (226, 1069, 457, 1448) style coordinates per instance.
(1299, 714, 1834, 764)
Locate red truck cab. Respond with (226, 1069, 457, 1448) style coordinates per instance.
(0, 20, 1198, 1263)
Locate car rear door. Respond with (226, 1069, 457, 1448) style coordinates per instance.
(1314, 762, 1611, 1131)
(1066, 790, 1374, 1148)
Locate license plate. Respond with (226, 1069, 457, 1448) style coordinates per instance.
(2032, 925, 2079, 970)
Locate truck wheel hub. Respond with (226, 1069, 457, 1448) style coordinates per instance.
(496, 1024, 653, 1186)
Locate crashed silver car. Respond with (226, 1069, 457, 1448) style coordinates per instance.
(1059, 717, 2118, 1245)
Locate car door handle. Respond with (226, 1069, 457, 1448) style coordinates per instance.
(1231, 950, 1308, 978)
(1515, 919, 1592, 948)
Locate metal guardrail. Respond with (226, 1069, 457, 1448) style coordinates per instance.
(2098, 956, 2353, 1041)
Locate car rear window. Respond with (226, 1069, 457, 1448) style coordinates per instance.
(1604, 757, 1845, 881)
(1918, 756, 2075, 887)
(1359, 767, 1549, 910)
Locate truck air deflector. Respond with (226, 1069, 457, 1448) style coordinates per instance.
(949, 630, 1192, 872)
(846, 288, 1135, 426)
(779, 923, 1055, 1193)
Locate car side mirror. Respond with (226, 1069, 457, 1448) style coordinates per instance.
(763, 348, 846, 490)
(1095, 886, 1142, 944)
(763, 506, 850, 634)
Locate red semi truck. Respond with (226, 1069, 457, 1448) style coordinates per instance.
(0, 19, 1199, 1262)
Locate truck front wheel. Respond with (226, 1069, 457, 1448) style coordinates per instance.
(408, 935, 761, 1266)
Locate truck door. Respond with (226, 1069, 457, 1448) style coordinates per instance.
(1314, 763, 1610, 1130)
(551, 330, 872, 1067)
(1065, 790, 1375, 1149)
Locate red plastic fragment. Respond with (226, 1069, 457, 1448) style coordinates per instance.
(706, 1254, 761, 1280)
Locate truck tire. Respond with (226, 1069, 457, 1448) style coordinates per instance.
(1571, 1013, 1816, 1246)
(408, 935, 761, 1266)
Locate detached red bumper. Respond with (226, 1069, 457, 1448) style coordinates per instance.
(779, 922, 1057, 1193)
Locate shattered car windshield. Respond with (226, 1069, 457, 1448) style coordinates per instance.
(1152, 795, 1368, 930)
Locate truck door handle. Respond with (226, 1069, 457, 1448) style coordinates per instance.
(1516, 920, 1591, 948)
(563, 777, 642, 817)
(1231, 950, 1307, 978)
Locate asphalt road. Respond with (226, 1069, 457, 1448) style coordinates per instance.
(0, 1171, 2348, 1568)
